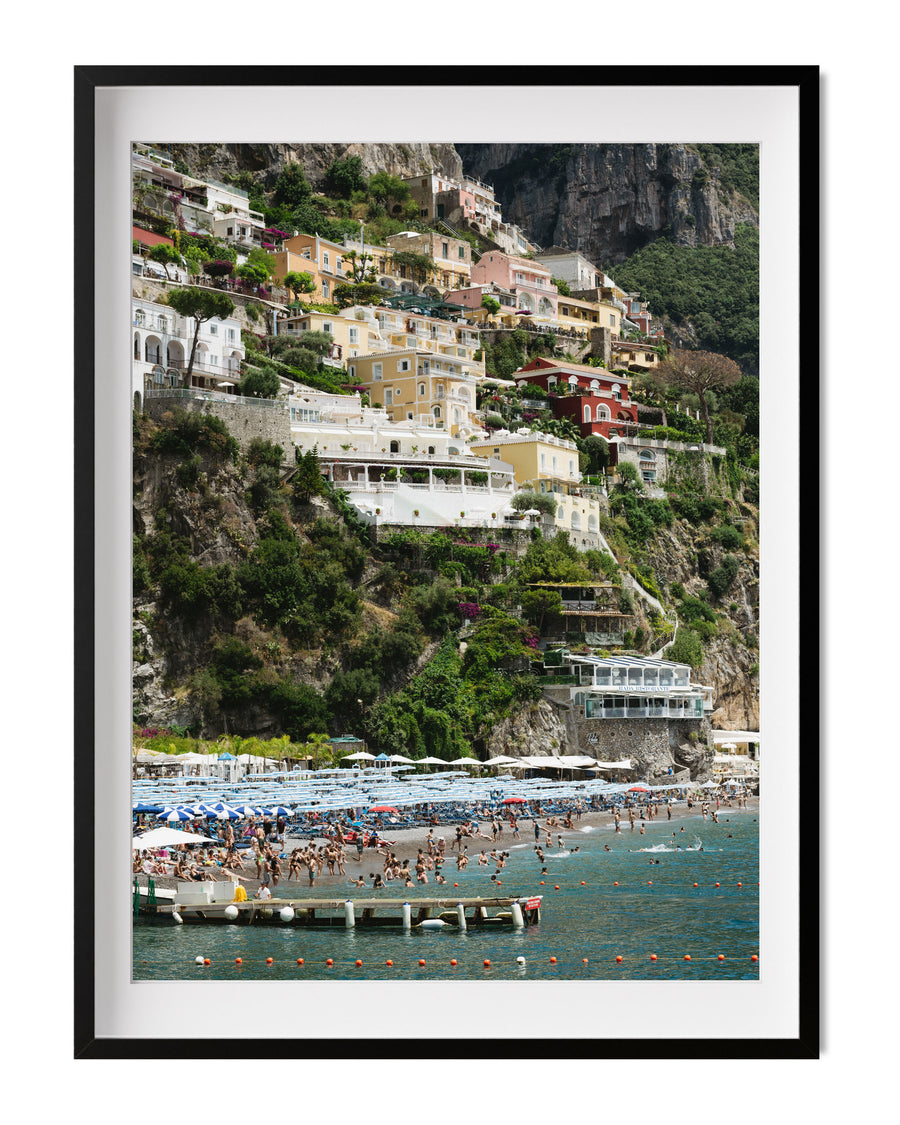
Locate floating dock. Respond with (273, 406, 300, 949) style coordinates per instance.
(134, 880, 542, 929)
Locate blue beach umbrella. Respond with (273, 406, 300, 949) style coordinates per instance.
(157, 807, 195, 822)
(218, 752, 236, 760)
(263, 806, 292, 817)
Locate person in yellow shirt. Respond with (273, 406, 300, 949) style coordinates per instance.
(233, 883, 248, 902)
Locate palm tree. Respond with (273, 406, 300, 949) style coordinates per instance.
(304, 732, 331, 770)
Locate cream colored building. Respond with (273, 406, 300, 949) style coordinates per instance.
(467, 429, 607, 549)
(348, 348, 485, 438)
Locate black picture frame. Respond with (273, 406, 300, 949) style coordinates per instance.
(74, 65, 819, 1060)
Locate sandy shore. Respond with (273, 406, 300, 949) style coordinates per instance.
(135, 798, 758, 897)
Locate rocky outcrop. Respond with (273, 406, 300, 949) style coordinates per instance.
(161, 142, 463, 192)
(484, 700, 571, 759)
(454, 142, 758, 267)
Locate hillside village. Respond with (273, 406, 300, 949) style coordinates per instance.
(132, 142, 760, 784)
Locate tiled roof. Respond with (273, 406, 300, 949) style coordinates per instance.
(133, 225, 174, 248)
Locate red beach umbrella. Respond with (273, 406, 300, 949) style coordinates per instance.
(500, 797, 527, 804)
(367, 805, 399, 813)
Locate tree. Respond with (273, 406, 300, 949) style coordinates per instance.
(165, 287, 235, 386)
(342, 249, 376, 284)
(292, 446, 326, 504)
(326, 155, 366, 198)
(551, 276, 571, 296)
(148, 242, 182, 280)
(303, 731, 331, 770)
(578, 434, 610, 475)
(272, 162, 312, 208)
(652, 349, 741, 444)
(481, 295, 501, 316)
(368, 171, 412, 209)
(282, 270, 316, 301)
(520, 587, 563, 632)
(235, 263, 268, 287)
(240, 368, 281, 399)
(333, 282, 384, 308)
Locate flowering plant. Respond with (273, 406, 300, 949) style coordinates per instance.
(458, 602, 481, 620)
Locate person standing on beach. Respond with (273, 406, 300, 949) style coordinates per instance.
(534, 821, 540, 842)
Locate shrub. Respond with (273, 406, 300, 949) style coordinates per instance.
(707, 554, 740, 599)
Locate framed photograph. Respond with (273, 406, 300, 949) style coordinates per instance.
(76, 65, 818, 1058)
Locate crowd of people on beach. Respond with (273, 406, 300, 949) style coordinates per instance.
(133, 790, 756, 895)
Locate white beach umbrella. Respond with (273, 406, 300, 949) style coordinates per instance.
(418, 756, 448, 765)
(389, 755, 416, 764)
(449, 758, 480, 767)
(132, 827, 215, 850)
(343, 751, 376, 761)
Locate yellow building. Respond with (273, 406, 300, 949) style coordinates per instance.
(467, 429, 606, 546)
(349, 348, 484, 437)
(557, 294, 622, 337)
(384, 231, 473, 293)
(278, 306, 383, 362)
(270, 233, 348, 303)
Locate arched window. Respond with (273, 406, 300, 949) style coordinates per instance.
(596, 404, 610, 422)
(427, 446, 435, 455)
(588, 513, 598, 532)
(389, 440, 400, 453)
(418, 383, 426, 396)
(134, 333, 140, 360)
(433, 405, 441, 419)
(583, 405, 591, 423)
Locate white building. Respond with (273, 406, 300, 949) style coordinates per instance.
(548, 654, 715, 721)
(533, 246, 604, 291)
(132, 299, 245, 409)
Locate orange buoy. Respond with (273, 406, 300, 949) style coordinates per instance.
(751, 954, 758, 962)
(203, 958, 210, 965)
(386, 959, 393, 967)
(648, 880, 653, 885)
(450, 959, 457, 966)
(684, 954, 692, 961)
(554, 885, 560, 890)
(715, 882, 720, 887)
(483, 959, 491, 968)
(297, 958, 304, 965)
(717, 954, 725, 961)
(454, 883, 459, 887)
(615, 955, 623, 963)
(540, 881, 545, 885)
(737, 882, 743, 888)
(614, 881, 619, 886)
(235, 957, 242, 965)
(355, 959, 362, 967)
(418, 959, 426, 966)
(581, 881, 586, 886)
(582, 958, 589, 964)
(650, 954, 658, 961)
(549, 956, 557, 963)
(496, 880, 501, 886)
(693, 883, 698, 887)
(326, 958, 333, 966)
(266, 957, 273, 964)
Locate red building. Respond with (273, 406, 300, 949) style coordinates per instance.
(514, 358, 639, 439)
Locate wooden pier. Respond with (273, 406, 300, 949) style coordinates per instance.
(135, 882, 542, 929)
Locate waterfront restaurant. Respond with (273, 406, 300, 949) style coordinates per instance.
(543, 652, 715, 721)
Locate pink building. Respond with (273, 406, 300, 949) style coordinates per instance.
(470, 251, 558, 318)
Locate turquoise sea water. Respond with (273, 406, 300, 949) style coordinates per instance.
(132, 809, 759, 981)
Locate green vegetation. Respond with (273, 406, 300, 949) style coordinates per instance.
(613, 224, 759, 370)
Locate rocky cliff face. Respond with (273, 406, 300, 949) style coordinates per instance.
(161, 142, 462, 192)
(454, 142, 758, 266)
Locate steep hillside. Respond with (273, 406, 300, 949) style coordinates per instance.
(132, 412, 759, 751)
